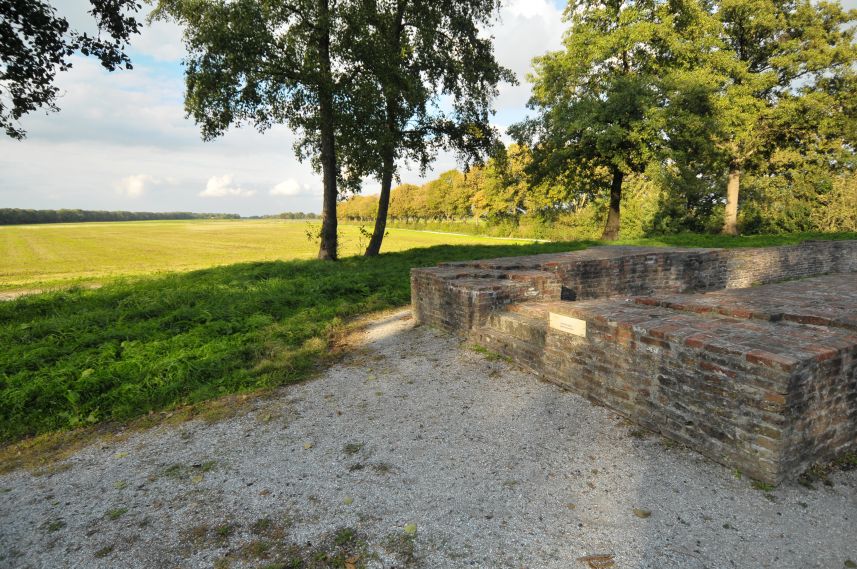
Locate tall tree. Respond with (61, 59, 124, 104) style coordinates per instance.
(511, 0, 677, 241)
(1, 0, 141, 139)
(154, 0, 362, 260)
(714, 0, 857, 234)
(340, 0, 513, 256)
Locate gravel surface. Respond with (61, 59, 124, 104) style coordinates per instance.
(2, 309, 856, 569)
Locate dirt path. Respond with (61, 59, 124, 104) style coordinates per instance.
(1, 310, 855, 568)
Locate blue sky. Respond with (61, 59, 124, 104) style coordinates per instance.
(1, 0, 853, 216)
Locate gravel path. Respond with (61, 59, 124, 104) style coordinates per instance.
(2, 310, 855, 569)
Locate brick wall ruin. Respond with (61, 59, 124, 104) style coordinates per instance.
(411, 240, 857, 483)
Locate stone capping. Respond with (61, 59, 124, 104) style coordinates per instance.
(411, 240, 857, 336)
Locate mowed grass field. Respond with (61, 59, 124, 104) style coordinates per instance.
(1, 222, 855, 451)
(0, 219, 541, 292)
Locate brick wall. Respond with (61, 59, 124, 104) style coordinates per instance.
(412, 240, 857, 334)
(410, 240, 857, 483)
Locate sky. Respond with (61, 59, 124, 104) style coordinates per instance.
(0, 0, 568, 216)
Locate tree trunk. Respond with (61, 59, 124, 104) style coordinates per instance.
(365, 150, 394, 256)
(600, 168, 623, 241)
(364, 4, 406, 257)
(316, 0, 338, 260)
(722, 162, 740, 236)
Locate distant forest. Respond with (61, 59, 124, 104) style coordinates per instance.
(0, 209, 240, 225)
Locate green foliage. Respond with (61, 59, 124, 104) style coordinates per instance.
(0, 240, 589, 442)
(509, 0, 714, 239)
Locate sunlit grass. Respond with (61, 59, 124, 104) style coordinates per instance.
(0, 219, 539, 292)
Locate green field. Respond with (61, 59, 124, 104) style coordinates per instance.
(0, 219, 540, 291)
(1, 224, 855, 447)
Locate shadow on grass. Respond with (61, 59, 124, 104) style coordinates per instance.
(0, 241, 593, 443)
(1, 232, 854, 444)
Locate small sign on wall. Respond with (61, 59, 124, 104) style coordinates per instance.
(549, 313, 587, 337)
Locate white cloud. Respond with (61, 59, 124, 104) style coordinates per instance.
(132, 19, 186, 62)
(199, 175, 256, 197)
(489, 0, 565, 118)
(270, 179, 322, 196)
(270, 179, 301, 196)
(116, 174, 155, 197)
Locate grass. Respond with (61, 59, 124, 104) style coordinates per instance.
(1, 224, 854, 447)
(0, 219, 539, 292)
(0, 239, 587, 443)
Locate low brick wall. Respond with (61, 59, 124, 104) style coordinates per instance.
(411, 240, 857, 483)
(412, 240, 857, 334)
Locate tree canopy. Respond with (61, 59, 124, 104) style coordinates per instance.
(155, 0, 510, 259)
(1, 0, 141, 139)
(511, 0, 856, 239)
(329, 0, 512, 255)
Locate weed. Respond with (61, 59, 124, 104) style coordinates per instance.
(252, 518, 273, 535)
(94, 545, 114, 558)
(751, 480, 775, 492)
(163, 464, 185, 478)
(628, 428, 651, 439)
(106, 507, 128, 520)
(798, 452, 857, 488)
(242, 539, 272, 559)
(42, 519, 65, 533)
(216, 523, 234, 540)
(335, 527, 356, 546)
(469, 344, 511, 362)
(343, 442, 364, 455)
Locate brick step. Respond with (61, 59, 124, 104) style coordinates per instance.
(470, 327, 545, 374)
(506, 301, 551, 319)
(484, 309, 548, 344)
(471, 310, 548, 374)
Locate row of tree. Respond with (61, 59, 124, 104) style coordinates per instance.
(243, 212, 321, 220)
(339, 143, 857, 236)
(152, 0, 512, 260)
(0, 209, 239, 225)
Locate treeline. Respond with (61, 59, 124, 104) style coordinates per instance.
(340, 144, 857, 240)
(242, 212, 321, 220)
(277, 212, 320, 220)
(0, 209, 239, 226)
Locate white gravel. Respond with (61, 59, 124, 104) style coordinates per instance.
(1, 309, 855, 569)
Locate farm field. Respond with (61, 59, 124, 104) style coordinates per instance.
(0, 219, 540, 292)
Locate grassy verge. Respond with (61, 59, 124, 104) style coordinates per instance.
(2, 232, 854, 448)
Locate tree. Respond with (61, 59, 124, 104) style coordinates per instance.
(511, 0, 677, 241)
(1, 0, 141, 139)
(712, 0, 857, 234)
(154, 0, 365, 260)
(340, 0, 513, 256)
